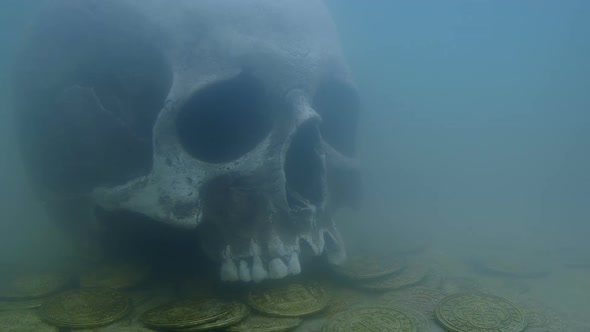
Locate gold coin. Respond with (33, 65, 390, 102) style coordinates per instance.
(76, 325, 155, 332)
(39, 287, 131, 328)
(0, 270, 70, 299)
(333, 255, 407, 281)
(80, 261, 149, 289)
(227, 315, 303, 332)
(0, 297, 46, 311)
(379, 287, 447, 319)
(322, 307, 417, 332)
(140, 298, 230, 329)
(247, 282, 330, 317)
(471, 255, 550, 278)
(398, 307, 430, 332)
(435, 293, 527, 332)
(174, 301, 249, 331)
(359, 264, 429, 291)
(0, 310, 58, 332)
(324, 288, 368, 316)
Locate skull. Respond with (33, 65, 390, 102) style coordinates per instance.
(12, 0, 361, 282)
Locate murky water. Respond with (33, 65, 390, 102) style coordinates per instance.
(1, 1, 589, 331)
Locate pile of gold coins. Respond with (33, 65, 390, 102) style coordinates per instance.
(0, 249, 574, 331)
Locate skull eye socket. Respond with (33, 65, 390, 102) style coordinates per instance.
(176, 74, 273, 163)
(313, 80, 360, 156)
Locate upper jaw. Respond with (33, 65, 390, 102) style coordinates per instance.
(211, 220, 346, 283)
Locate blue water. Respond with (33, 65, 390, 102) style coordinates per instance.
(1, 0, 589, 329)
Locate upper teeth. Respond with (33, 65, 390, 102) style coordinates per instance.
(219, 244, 302, 283)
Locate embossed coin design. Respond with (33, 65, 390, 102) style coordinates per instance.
(140, 298, 230, 329)
(394, 307, 430, 332)
(175, 301, 249, 331)
(227, 315, 303, 332)
(435, 293, 527, 332)
(39, 288, 131, 328)
(247, 282, 330, 317)
(322, 307, 417, 332)
(333, 255, 407, 281)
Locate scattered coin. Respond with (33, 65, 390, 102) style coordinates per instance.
(0, 297, 46, 311)
(226, 315, 302, 332)
(359, 264, 429, 291)
(247, 281, 330, 317)
(322, 307, 417, 332)
(469, 255, 550, 278)
(332, 255, 407, 281)
(140, 298, 230, 329)
(324, 288, 369, 317)
(392, 306, 430, 332)
(435, 293, 527, 332)
(175, 301, 249, 331)
(39, 288, 131, 328)
(0, 309, 58, 332)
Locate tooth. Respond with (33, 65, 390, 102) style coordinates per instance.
(252, 255, 268, 283)
(250, 239, 261, 256)
(317, 231, 325, 255)
(220, 246, 238, 282)
(268, 234, 287, 257)
(323, 228, 347, 265)
(288, 252, 301, 275)
(239, 260, 251, 282)
(269, 258, 288, 279)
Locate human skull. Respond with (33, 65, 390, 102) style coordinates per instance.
(12, 0, 361, 282)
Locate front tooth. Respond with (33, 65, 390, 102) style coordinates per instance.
(250, 239, 261, 256)
(287, 253, 301, 275)
(268, 234, 287, 257)
(317, 231, 325, 255)
(252, 255, 268, 283)
(220, 245, 238, 281)
(269, 258, 288, 279)
(239, 260, 251, 282)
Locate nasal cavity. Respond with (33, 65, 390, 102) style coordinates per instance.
(284, 122, 325, 209)
(176, 73, 273, 163)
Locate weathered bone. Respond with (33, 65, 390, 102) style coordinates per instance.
(12, 0, 361, 283)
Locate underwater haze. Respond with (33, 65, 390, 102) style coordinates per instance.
(1, 0, 590, 330)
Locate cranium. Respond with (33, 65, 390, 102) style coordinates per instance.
(12, 0, 361, 282)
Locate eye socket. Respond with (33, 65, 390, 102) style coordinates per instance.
(176, 74, 274, 163)
(312, 80, 360, 156)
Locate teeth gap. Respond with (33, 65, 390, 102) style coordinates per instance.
(298, 237, 316, 257)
